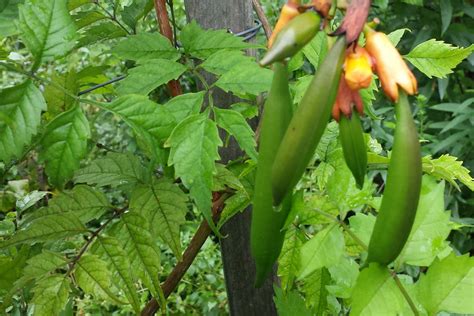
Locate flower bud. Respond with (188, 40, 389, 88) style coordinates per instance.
(268, 2, 300, 48)
(365, 30, 417, 102)
(344, 46, 373, 90)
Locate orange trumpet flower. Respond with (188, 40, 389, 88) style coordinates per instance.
(365, 29, 417, 102)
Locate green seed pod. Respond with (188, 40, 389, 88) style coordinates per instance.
(271, 37, 346, 206)
(250, 62, 293, 287)
(366, 92, 422, 265)
(259, 11, 321, 67)
(339, 112, 367, 189)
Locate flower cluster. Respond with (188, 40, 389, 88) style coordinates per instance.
(332, 45, 372, 121)
(332, 28, 418, 120)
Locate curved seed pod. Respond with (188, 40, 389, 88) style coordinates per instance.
(250, 62, 293, 287)
(339, 112, 367, 189)
(271, 37, 346, 206)
(367, 92, 422, 265)
(260, 11, 321, 67)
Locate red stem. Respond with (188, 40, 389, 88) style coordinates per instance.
(153, 0, 183, 97)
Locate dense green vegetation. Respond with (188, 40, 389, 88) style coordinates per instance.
(0, 0, 472, 315)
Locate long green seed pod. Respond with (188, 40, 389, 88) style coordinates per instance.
(260, 11, 322, 67)
(339, 112, 367, 189)
(367, 92, 422, 265)
(251, 62, 293, 287)
(271, 37, 346, 206)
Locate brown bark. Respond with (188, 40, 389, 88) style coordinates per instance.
(184, 1, 279, 315)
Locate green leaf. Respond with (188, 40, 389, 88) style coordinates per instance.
(0, 191, 16, 213)
(230, 102, 257, 119)
(91, 236, 140, 313)
(217, 189, 251, 229)
(215, 62, 273, 96)
(296, 194, 339, 226)
(111, 33, 180, 63)
(325, 153, 374, 215)
(103, 95, 177, 160)
(327, 256, 359, 299)
(73, 11, 107, 30)
(360, 78, 379, 120)
(405, 40, 474, 78)
(302, 268, 330, 314)
(67, 0, 90, 11)
(108, 212, 163, 298)
(129, 181, 188, 258)
(75, 254, 125, 304)
(372, 0, 388, 9)
(200, 50, 254, 75)
(213, 163, 244, 192)
(0, 0, 21, 37)
(24, 185, 111, 224)
(0, 246, 30, 296)
(163, 92, 205, 122)
(0, 212, 86, 249)
(440, 0, 452, 35)
(40, 106, 90, 187)
(74, 152, 150, 187)
(274, 286, 312, 316)
(422, 154, 474, 191)
(416, 253, 474, 315)
(402, 0, 423, 5)
(117, 59, 186, 95)
(23, 250, 66, 280)
(292, 75, 313, 106)
(302, 31, 328, 70)
(387, 28, 410, 47)
(43, 70, 78, 120)
(0, 81, 46, 163)
(121, 0, 152, 31)
(18, 0, 76, 65)
(180, 20, 255, 59)
(31, 274, 70, 316)
(348, 213, 375, 252)
(166, 114, 222, 234)
(299, 224, 344, 279)
(350, 264, 409, 316)
(396, 176, 452, 267)
(77, 21, 127, 47)
(278, 226, 304, 291)
(214, 108, 257, 161)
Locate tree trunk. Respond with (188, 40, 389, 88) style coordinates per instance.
(183, 1, 278, 315)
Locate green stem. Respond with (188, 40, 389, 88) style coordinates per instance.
(391, 271, 420, 316)
(311, 208, 368, 251)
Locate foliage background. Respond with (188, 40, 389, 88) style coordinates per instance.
(0, 0, 473, 315)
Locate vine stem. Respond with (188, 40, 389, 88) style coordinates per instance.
(251, 0, 272, 40)
(140, 193, 230, 316)
(310, 208, 419, 315)
(94, 1, 132, 35)
(153, 0, 182, 97)
(66, 207, 126, 277)
(311, 208, 368, 251)
(391, 271, 420, 316)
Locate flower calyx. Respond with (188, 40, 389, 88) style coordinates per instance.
(332, 75, 364, 122)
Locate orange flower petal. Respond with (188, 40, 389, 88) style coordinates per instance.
(365, 30, 417, 102)
(344, 46, 373, 90)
